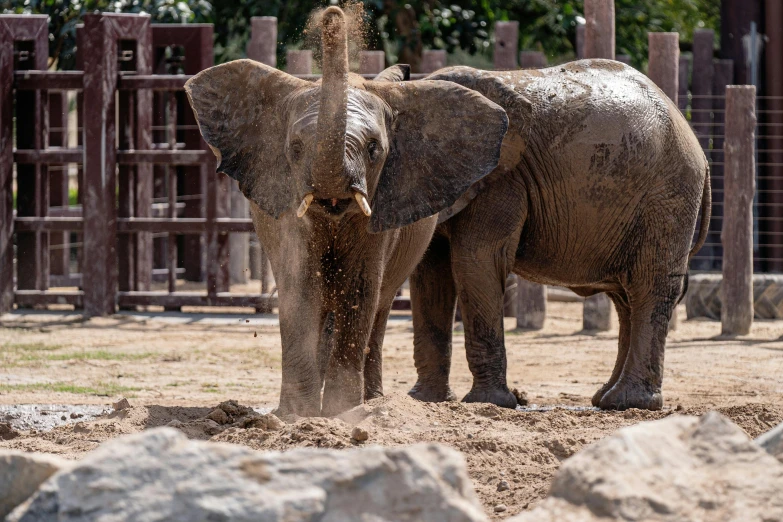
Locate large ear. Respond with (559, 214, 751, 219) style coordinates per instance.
(374, 64, 410, 82)
(185, 59, 311, 218)
(364, 79, 510, 232)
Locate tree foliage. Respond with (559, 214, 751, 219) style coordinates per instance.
(2, 0, 720, 70)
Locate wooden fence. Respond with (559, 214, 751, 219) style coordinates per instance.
(0, 3, 759, 335)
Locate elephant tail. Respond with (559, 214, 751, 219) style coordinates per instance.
(689, 161, 712, 260)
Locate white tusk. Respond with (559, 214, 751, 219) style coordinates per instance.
(297, 194, 314, 218)
(355, 192, 372, 217)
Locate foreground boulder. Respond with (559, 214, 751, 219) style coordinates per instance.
(8, 427, 487, 522)
(757, 421, 783, 463)
(0, 450, 67, 519)
(510, 412, 783, 521)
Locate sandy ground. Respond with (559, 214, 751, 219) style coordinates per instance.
(1, 301, 782, 518)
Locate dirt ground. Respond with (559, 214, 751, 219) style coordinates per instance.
(1, 301, 782, 518)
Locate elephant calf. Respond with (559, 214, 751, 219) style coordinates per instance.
(408, 62, 710, 411)
(185, 8, 511, 416)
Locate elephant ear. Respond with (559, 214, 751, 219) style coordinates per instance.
(185, 59, 311, 218)
(364, 80, 509, 233)
(374, 64, 410, 82)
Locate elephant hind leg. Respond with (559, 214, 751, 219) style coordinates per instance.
(591, 291, 631, 407)
(364, 301, 393, 400)
(409, 234, 458, 403)
(598, 272, 684, 411)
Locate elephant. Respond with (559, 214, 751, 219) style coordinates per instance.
(407, 62, 711, 411)
(184, 7, 511, 416)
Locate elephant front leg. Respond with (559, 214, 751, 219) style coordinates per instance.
(321, 279, 380, 417)
(364, 300, 393, 400)
(408, 235, 458, 403)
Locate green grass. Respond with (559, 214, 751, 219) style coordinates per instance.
(0, 381, 140, 397)
(39, 350, 154, 362)
(2, 342, 62, 352)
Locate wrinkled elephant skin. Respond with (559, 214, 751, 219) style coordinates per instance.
(409, 62, 711, 411)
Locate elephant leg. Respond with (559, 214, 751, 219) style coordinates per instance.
(591, 291, 631, 407)
(321, 275, 380, 417)
(598, 273, 683, 411)
(364, 300, 393, 400)
(276, 288, 325, 417)
(409, 234, 458, 403)
(317, 311, 335, 390)
(452, 247, 517, 409)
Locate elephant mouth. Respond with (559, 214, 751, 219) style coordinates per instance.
(314, 197, 354, 217)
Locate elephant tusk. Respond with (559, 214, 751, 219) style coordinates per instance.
(355, 192, 372, 217)
(297, 194, 314, 218)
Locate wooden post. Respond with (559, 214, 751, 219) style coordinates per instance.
(648, 31, 681, 330)
(710, 59, 734, 270)
(678, 55, 690, 113)
(648, 33, 679, 102)
(421, 50, 447, 73)
(519, 51, 547, 69)
(584, 0, 615, 59)
(493, 21, 518, 70)
(248, 17, 277, 67)
(359, 50, 385, 75)
(692, 29, 715, 269)
(722, 85, 756, 335)
(575, 23, 585, 59)
(516, 277, 546, 330)
(582, 0, 615, 329)
(82, 14, 120, 316)
(287, 50, 313, 75)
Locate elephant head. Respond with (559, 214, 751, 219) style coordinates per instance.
(185, 7, 509, 233)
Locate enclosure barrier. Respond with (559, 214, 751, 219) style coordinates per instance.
(0, 8, 763, 329)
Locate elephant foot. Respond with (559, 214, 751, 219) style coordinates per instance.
(591, 381, 616, 407)
(598, 379, 663, 411)
(408, 381, 457, 403)
(364, 387, 384, 401)
(462, 386, 518, 409)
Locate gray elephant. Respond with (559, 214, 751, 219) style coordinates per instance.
(184, 7, 511, 416)
(408, 62, 710, 411)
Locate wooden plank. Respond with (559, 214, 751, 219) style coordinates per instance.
(118, 75, 190, 90)
(14, 148, 82, 163)
(116, 150, 208, 165)
(14, 71, 84, 90)
(15, 290, 83, 307)
(248, 17, 277, 67)
(721, 86, 756, 335)
(117, 218, 254, 234)
(584, 0, 615, 59)
(0, 18, 15, 312)
(692, 29, 715, 270)
(647, 33, 679, 103)
(48, 92, 70, 279)
(15, 217, 83, 232)
(117, 291, 278, 309)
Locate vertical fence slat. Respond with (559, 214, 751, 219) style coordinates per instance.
(287, 50, 313, 75)
(421, 50, 446, 73)
(359, 50, 385, 75)
(692, 29, 715, 270)
(584, 0, 615, 60)
(763, 0, 783, 273)
(493, 21, 518, 70)
(677, 55, 690, 112)
(48, 92, 70, 281)
(82, 14, 118, 316)
(722, 86, 756, 335)
(647, 32, 679, 103)
(135, 22, 153, 292)
(710, 59, 734, 271)
(249, 17, 277, 67)
(0, 21, 13, 313)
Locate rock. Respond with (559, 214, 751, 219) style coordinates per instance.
(351, 426, 369, 442)
(0, 422, 20, 440)
(0, 449, 68, 519)
(206, 408, 229, 425)
(509, 412, 783, 521)
(757, 421, 783, 463)
(494, 504, 507, 513)
(497, 480, 510, 492)
(243, 413, 284, 431)
(112, 398, 131, 411)
(8, 427, 487, 522)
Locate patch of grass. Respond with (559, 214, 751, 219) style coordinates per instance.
(0, 381, 139, 397)
(1, 342, 62, 352)
(201, 383, 220, 393)
(41, 350, 154, 362)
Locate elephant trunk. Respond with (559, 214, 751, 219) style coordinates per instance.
(313, 7, 349, 198)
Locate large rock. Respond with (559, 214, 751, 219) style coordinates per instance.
(757, 421, 783, 463)
(8, 427, 487, 522)
(0, 450, 68, 519)
(510, 412, 783, 521)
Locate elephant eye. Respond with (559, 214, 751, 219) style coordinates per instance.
(367, 140, 381, 161)
(290, 140, 304, 161)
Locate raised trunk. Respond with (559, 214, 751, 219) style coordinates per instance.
(314, 7, 349, 197)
